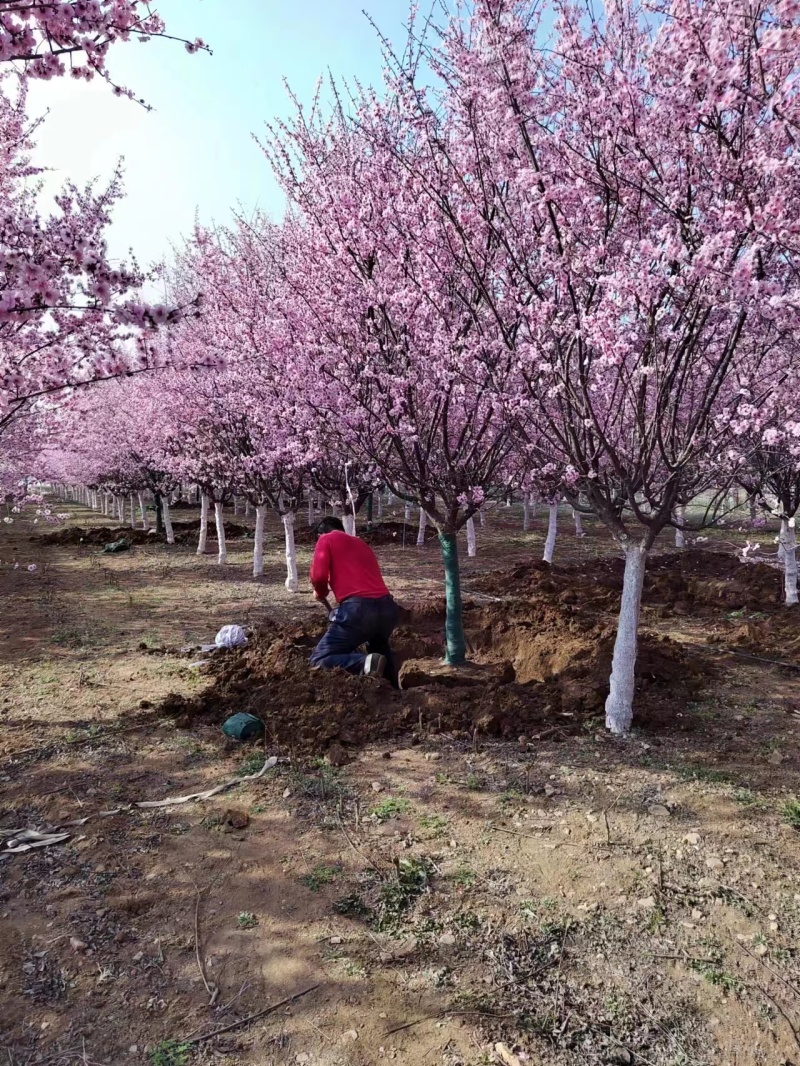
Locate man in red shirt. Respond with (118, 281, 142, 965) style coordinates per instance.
(309, 516, 399, 684)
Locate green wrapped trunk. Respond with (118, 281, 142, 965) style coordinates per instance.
(438, 532, 467, 664)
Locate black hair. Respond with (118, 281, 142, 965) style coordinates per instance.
(313, 516, 345, 538)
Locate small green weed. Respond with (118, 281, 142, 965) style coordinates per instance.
(333, 894, 373, 921)
(370, 797, 410, 822)
(300, 864, 340, 891)
(250, 803, 267, 814)
(690, 958, 743, 994)
(418, 813, 448, 835)
(236, 912, 257, 929)
(784, 799, 800, 830)
(291, 762, 349, 803)
(150, 1041, 190, 1066)
(463, 772, 485, 791)
(733, 788, 767, 808)
(452, 865, 476, 888)
(498, 789, 524, 810)
(378, 857, 432, 931)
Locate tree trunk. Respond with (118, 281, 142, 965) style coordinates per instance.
(479, 508, 486, 528)
(466, 516, 477, 557)
(117, 496, 125, 523)
(308, 495, 315, 527)
(675, 505, 686, 549)
(439, 533, 467, 665)
(283, 511, 298, 592)
(573, 509, 584, 537)
(138, 493, 149, 530)
(781, 519, 798, 606)
(343, 513, 356, 536)
(366, 492, 373, 527)
(403, 502, 411, 524)
(214, 501, 227, 564)
(233, 496, 241, 516)
(523, 494, 532, 532)
(749, 497, 757, 522)
(197, 493, 209, 555)
(162, 498, 175, 544)
(245, 499, 252, 518)
(154, 494, 164, 536)
(605, 541, 648, 735)
(129, 495, 136, 529)
(376, 492, 383, 520)
(543, 502, 558, 564)
(253, 504, 267, 578)
(417, 508, 427, 546)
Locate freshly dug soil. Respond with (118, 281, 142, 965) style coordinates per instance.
(158, 594, 709, 756)
(40, 520, 250, 547)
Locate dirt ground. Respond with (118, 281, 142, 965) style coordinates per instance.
(2, 500, 800, 1066)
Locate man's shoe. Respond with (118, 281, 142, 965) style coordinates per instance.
(364, 653, 387, 678)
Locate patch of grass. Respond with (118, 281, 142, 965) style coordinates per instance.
(300, 864, 340, 892)
(250, 803, 267, 815)
(733, 788, 768, 808)
(150, 1041, 191, 1066)
(370, 797, 410, 822)
(783, 799, 800, 830)
(689, 957, 743, 995)
(434, 770, 453, 785)
(378, 856, 432, 931)
(463, 772, 486, 791)
(236, 912, 257, 929)
(237, 752, 267, 777)
(333, 894, 374, 921)
(674, 763, 734, 785)
(291, 762, 349, 803)
(418, 813, 448, 835)
(452, 865, 477, 888)
(498, 789, 524, 809)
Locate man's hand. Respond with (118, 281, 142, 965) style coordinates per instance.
(315, 592, 333, 612)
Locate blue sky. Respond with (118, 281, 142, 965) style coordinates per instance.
(28, 0, 413, 274)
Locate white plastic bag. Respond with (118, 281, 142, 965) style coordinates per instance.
(214, 624, 248, 649)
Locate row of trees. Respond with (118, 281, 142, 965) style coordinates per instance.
(4, 0, 800, 736)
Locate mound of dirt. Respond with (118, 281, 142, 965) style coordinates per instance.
(158, 596, 710, 756)
(470, 549, 784, 615)
(39, 520, 251, 547)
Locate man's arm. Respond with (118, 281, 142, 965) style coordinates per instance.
(309, 537, 331, 600)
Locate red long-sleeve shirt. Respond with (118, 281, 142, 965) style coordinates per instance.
(309, 531, 390, 602)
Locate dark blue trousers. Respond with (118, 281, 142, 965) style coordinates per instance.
(311, 595, 399, 686)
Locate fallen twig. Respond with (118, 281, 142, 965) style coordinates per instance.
(184, 983, 320, 1046)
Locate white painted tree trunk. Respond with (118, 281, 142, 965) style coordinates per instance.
(197, 494, 209, 555)
(376, 492, 383, 519)
(543, 502, 558, 564)
(162, 499, 175, 544)
(523, 494, 532, 532)
(479, 508, 486, 528)
(308, 495, 314, 526)
(417, 508, 427, 546)
(253, 504, 267, 577)
(245, 499, 253, 518)
(573, 509, 584, 537)
(781, 519, 798, 606)
(138, 494, 149, 530)
(466, 516, 477, 557)
(232, 496, 240, 516)
(117, 497, 125, 522)
(605, 542, 648, 735)
(343, 513, 356, 536)
(214, 501, 227, 565)
(675, 505, 686, 549)
(129, 495, 136, 529)
(403, 502, 411, 524)
(283, 512, 298, 592)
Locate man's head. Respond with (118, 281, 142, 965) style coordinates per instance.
(313, 516, 345, 539)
